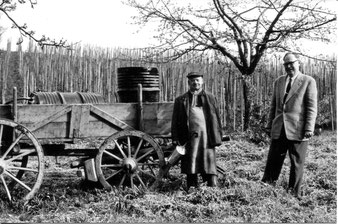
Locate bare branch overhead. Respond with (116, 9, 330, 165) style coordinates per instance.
(0, 0, 73, 49)
(126, 0, 336, 73)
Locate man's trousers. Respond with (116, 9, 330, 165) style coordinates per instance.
(262, 126, 308, 197)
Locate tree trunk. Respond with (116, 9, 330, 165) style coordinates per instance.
(241, 74, 253, 131)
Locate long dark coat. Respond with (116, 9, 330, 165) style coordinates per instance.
(171, 90, 223, 174)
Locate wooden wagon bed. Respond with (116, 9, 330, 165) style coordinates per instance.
(0, 84, 177, 202)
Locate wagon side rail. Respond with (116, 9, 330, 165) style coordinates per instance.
(9, 84, 173, 143)
(15, 104, 136, 143)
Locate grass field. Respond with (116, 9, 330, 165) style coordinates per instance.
(0, 131, 336, 223)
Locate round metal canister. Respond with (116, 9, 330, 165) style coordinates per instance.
(29, 92, 63, 104)
(117, 67, 160, 102)
(76, 92, 105, 104)
(29, 92, 105, 104)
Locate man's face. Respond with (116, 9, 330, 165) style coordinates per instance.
(188, 77, 204, 91)
(283, 58, 299, 77)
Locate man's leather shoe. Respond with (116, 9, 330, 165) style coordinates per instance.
(207, 174, 217, 187)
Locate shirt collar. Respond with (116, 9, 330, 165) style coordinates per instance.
(287, 73, 298, 81)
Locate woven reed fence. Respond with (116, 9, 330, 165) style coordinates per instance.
(0, 40, 336, 131)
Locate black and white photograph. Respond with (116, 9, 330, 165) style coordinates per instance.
(0, 0, 336, 223)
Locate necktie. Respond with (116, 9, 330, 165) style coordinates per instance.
(283, 77, 292, 103)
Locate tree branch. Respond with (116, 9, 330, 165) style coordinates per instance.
(0, 1, 73, 49)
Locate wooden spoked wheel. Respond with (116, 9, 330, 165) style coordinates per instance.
(95, 130, 164, 191)
(0, 119, 44, 201)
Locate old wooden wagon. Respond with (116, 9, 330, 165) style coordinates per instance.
(0, 82, 182, 202)
(0, 67, 228, 202)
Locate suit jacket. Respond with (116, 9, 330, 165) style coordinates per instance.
(171, 90, 223, 147)
(267, 73, 317, 141)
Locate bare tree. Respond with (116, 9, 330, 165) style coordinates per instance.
(126, 0, 336, 130)
(0, 0, 71, 49)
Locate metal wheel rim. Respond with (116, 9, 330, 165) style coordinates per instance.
(95, 130, 164, 191)
(0, 118, 44, 201)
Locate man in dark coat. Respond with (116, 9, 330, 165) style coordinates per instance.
(171, 71, 223, 189)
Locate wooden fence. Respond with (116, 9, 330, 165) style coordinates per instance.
(0, 40, 336, 131)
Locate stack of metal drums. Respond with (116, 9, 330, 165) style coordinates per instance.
(117, 67, 160, 102)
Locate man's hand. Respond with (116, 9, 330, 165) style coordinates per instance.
(304, 131, 314, 139)
(172, 140, 179, 146)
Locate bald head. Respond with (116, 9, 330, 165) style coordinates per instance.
(283, 53, 300, 77)
(283, 53, 299, 64)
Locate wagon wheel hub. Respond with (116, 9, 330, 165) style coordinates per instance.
(122, 157, 137, 174)
(0, 159, 5, 175)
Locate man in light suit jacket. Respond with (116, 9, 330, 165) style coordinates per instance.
(262, 52, 317, 199)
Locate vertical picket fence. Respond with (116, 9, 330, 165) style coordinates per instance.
(0, 40, 336, 131)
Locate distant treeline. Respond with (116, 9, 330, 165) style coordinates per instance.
(0, 40, 336, 131)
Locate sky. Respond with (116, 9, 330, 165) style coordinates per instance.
(0, 0, 337, 54)
(0, 0, 156, 49)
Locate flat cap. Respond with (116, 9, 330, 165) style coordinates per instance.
(187, 72, 203, 78)
(283, 53, 298, 64)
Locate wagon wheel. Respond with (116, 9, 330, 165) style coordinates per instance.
(0, 119, 44, 202)
(95, 130, 165, 191)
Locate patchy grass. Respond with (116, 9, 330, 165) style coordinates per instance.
(0, 131, 336, 223)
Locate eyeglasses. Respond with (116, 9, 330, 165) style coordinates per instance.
(283, 61, 298, 66)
